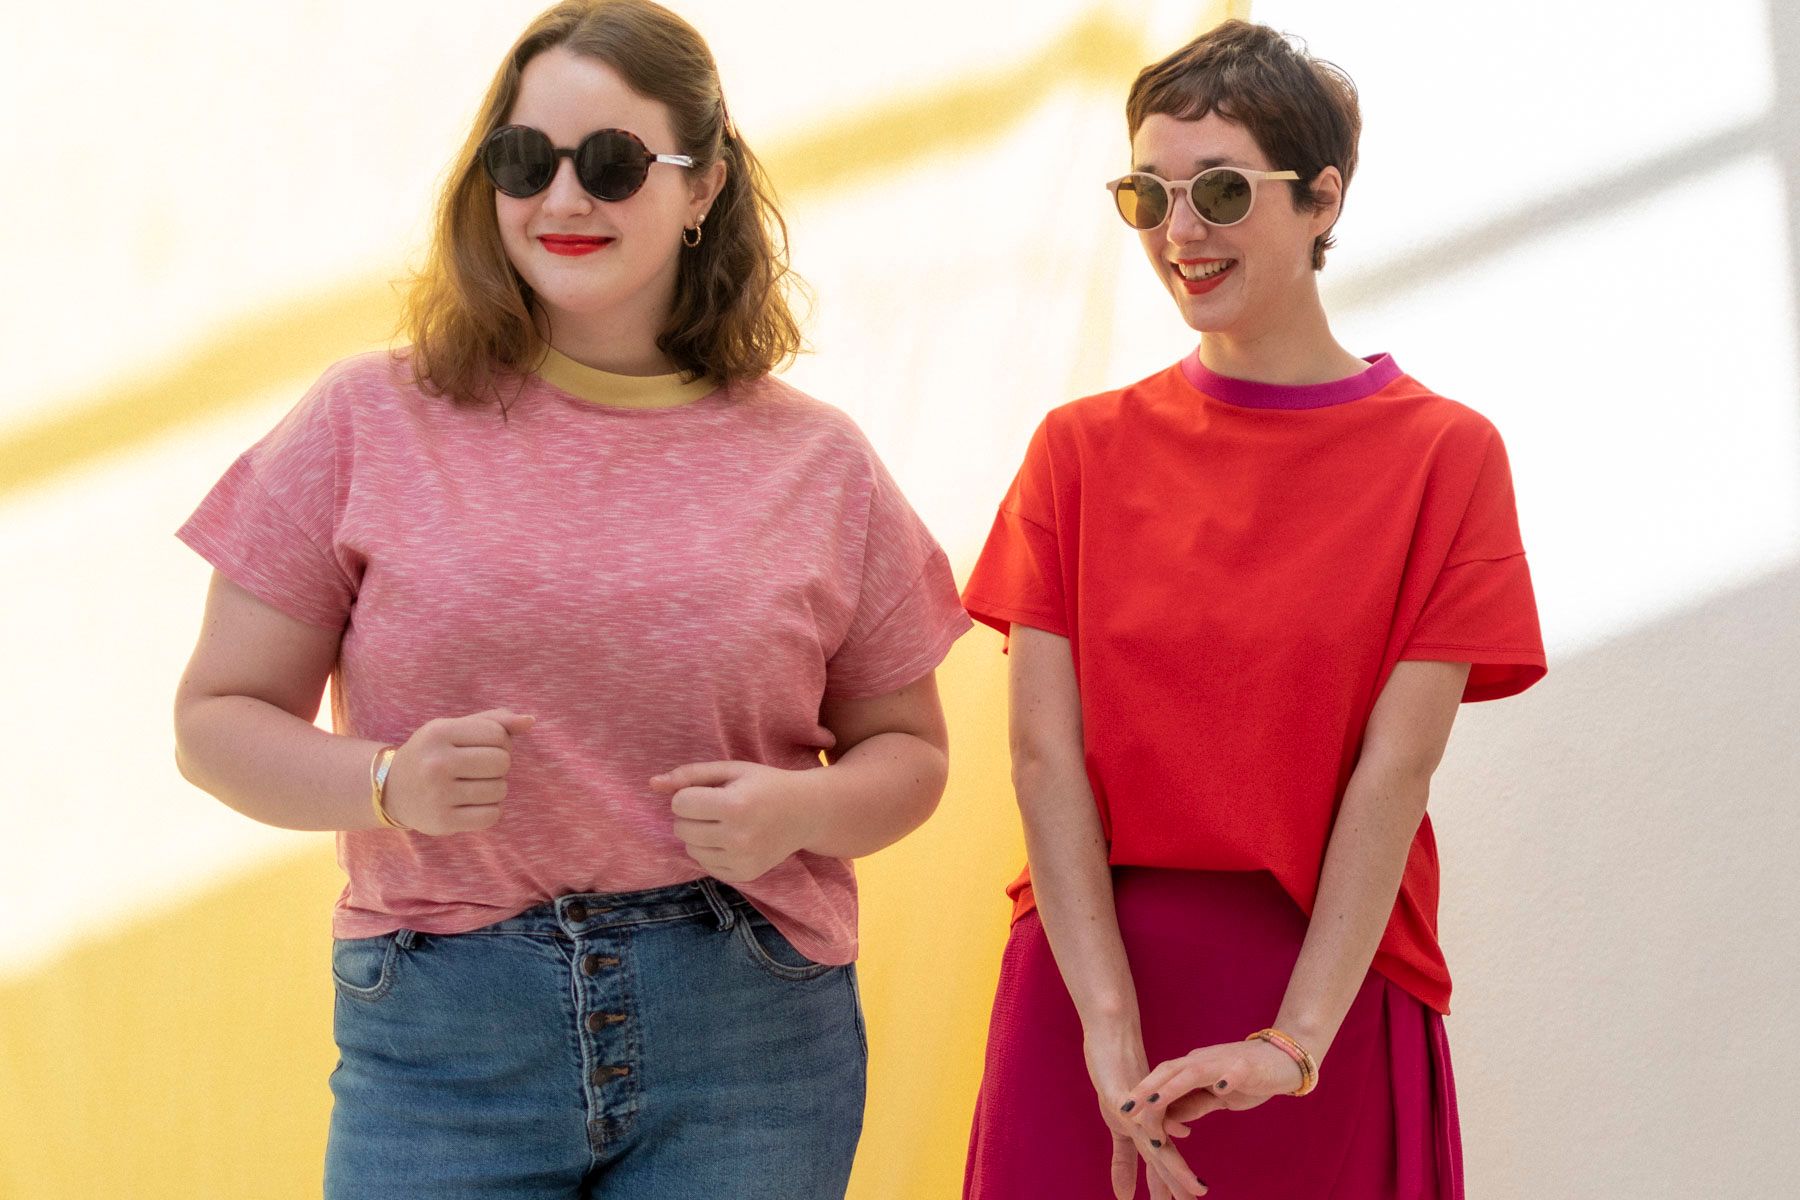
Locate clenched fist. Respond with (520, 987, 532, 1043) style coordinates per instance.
(383, 708, 536, 836)
(650, 760, 820, 884)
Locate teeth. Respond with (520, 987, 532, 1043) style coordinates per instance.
(1176, 260, 1232, 280)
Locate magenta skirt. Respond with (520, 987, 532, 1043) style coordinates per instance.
(963, 869, 1464, 1199)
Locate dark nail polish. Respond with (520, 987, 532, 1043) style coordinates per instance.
(1151, 1139, 1162, 1148)
(1148, 1092, 1160, 1103)
(1121, 1099, 1136, 1112)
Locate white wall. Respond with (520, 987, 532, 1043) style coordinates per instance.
(1250, 1, 1800, 1193)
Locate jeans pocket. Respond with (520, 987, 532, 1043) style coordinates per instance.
(331, 931, 408, 1002)
(845, 963, 869, 1061)
(732, 911, 837, 982)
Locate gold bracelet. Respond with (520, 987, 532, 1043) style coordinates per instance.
(369, 746, 406, 830)
(1247, 1027, 1319, 1097)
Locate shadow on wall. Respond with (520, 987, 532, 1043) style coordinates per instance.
(1774, 0, 1800, 444)
(1435, 557, 1800, 1195)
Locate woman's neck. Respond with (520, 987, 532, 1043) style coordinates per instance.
(1198, 289, 1368, 386)
(534, 297, 676, 378)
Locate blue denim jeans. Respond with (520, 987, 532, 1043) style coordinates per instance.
(323, 878, 867, 1198)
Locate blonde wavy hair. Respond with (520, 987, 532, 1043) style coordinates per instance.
(400, 0, 803, 405)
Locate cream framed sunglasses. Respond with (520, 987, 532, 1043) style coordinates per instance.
(1106, 166, 1301, 229)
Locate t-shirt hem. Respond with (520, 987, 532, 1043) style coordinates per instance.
(1369, 951, 1452, 1015)
(174, 524, 349, 632)
(962, 595, 1069, 641)
(1399, 645, 1547, 702)
(822, 605, 973, 700)
(1005, 873, 1453, 1014)
(333, 899, 540, 940)
(333, 891, 860, 965)
(1401, 642, 1546, 658)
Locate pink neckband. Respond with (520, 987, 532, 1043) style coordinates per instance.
(1179, 350, 1402, 410)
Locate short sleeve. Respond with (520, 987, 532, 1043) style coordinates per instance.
(1400, 427, 1546, 702)
(822, 450, 972, 700)
(175, 368, 360, 631)
(962, 417, 1068, 641)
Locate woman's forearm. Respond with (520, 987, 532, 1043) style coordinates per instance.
(175, 693, 387, 832)
(1274, 659, 1468, 1064)
(797, 730, 948, 859)
(1273, 761, 1430, 1063)
(1003, 624, 1139, 1031)
(1017, 758, 1141, 1030)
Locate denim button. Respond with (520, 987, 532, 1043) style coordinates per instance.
(585, 1012, 604, 1033)
(581, 954, 600, 975)
(566, 902, 588, 923)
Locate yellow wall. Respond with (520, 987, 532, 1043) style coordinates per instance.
(0, 629, 1016, 1198)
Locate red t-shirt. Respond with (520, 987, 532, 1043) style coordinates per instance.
(961, 351, 1546, 1013)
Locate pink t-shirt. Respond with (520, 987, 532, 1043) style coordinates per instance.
(178, 349, 971, 963)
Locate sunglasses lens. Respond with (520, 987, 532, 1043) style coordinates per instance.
(576, 130, 652, 201)
(1114, 175, 1169, 229)
(483, 126, 556, 198)
(1192, 169, 1255, 225)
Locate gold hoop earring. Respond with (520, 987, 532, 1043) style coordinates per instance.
(683, 222, 703, 248)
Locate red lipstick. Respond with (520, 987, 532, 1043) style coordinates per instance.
(1176, 258, 1235, 295)
(539, 235, 613, 257)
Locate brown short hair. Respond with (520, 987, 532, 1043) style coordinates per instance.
(401, 0, 803, 405)
(1126, 20, 1360, 271)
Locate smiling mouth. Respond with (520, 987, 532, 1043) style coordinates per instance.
(1175, 259, 1234, 280)
(539, 235, 614, 256)
(1171, 257, 1236, 295)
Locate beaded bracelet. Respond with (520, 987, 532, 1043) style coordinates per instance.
(1247, 1027, 1319, 1097)
(369, 746, 406, 830)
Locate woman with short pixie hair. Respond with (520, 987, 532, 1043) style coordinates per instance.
(962, 20, 1544, 1200)
(172, 2, 969, 1196)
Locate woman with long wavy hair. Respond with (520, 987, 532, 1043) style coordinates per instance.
(171, 3, 969, 1196)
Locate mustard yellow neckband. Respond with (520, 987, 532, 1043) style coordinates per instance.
(534, 345, 718, 409)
